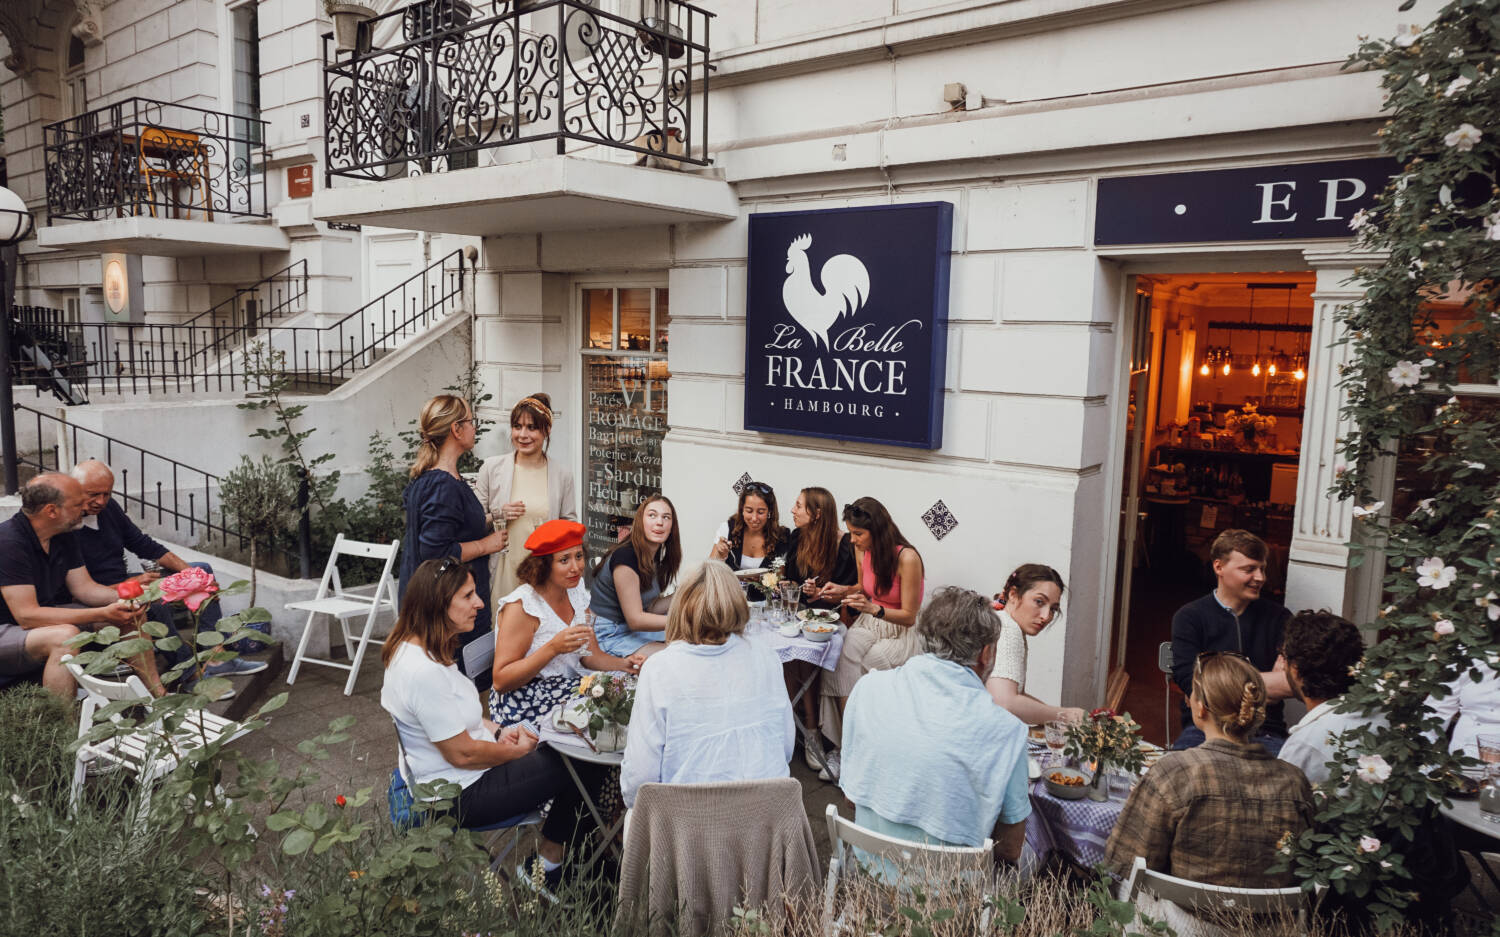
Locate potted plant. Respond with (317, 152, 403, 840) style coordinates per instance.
(1063, 708, 1146, 801)
(576, 672, 635, 752)
(325, 0, 377, 54)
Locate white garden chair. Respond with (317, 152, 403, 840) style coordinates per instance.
(284, 534, 400, 696)
(823, 804, 996, 935)
(64, 655, 246, 825)
(1120, 855, 1309, 937)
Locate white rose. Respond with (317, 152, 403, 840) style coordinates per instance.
(1444, 76, 1472, 97)
(1387, 360, 1424, 388)
(1356, 754, 1392, 783)
(1359, 835, 1381, 853)
(1416, 556, 1457, 589)
(590, 685, 604, 698)
(1433, 619, 1454, 636)
(1393, 23, 1422, 47)
(1444, 123, 1482, 151)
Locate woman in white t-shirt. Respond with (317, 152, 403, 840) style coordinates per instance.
(985, 564, 1086, 725)
(381, 557, 601, 889)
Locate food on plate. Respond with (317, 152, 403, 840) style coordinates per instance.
(797, 608, 840, 624)
(1048, 771, 1085, 787)
(733, 567, 766, 580)
(801, 622, 836, 634)
(1028, 726, 1046, 740)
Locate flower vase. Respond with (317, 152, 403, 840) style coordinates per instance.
(1087, 765, 1109, 801)
(1242, 426, 1258, 451)
(592, 721, 628, 753)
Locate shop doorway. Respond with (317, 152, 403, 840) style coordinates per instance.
(1109, 272, 1314, 744)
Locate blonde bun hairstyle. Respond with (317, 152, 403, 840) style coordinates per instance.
(1192, 654, 1267, 742)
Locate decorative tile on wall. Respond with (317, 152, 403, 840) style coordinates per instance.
(732, 472, 754, 496)
(922, 500, 959, 541)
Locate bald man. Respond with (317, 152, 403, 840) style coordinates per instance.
(0, 474, 163, 699)
(71, 460, 265, 695)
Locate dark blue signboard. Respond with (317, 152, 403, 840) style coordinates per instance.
(744, 203, 953, 449)
(1095, 158, 1400, 246)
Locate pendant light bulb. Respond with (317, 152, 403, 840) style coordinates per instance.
(1252, 361, 1261, 377)
(1294, 367, 1305, 381)
(1222, 361, 1232, 377)
(1199, 362, 1210, 376)
(1267, 362, 1277, 377)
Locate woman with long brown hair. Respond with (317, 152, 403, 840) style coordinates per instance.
(381, 558, 602, 891)
(399, 394, 507, 687)
(707, 481, 789, 570)
(475, 393, 578, 606)
(814, 496, 924, 780)
(985, 563, 1086, 725)
(589, 494, 682, 659)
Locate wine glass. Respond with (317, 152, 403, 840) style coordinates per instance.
(1044, 720, 1068, 768)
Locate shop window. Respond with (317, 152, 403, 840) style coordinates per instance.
(231, 2, 262, 162)
(580, 286, 669, 560)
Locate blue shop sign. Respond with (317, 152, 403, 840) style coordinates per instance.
(744, 203, 953, 450)
(1095, 158, 1400, 245)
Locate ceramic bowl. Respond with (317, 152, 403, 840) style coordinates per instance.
(1044, 767, 1089, 800)
(801, 623, 836, 643)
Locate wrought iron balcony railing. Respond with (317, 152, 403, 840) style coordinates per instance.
(323, 0, 712, 181)
(43, 98, 269, 223)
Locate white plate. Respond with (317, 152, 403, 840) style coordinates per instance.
(553, 699, 589, 732)
(797, 609, 840, 625)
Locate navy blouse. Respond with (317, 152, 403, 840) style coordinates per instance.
(400, 470, 492, 673)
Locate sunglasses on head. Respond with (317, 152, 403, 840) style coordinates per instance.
(432, 557, 461, 580)
(1193, 649, 1249, 677)
(744, 482, 772, 495)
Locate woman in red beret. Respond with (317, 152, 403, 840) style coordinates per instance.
(489, 519, 645, 726)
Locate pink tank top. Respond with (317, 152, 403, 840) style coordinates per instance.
(860, 545, 922, 610)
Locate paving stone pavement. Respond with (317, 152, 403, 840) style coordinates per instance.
(230, 657, 845, 864)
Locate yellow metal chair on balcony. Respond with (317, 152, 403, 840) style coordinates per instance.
(137, 126, 213, 220)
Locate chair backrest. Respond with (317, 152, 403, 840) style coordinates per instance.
(310, 534, 402, 602)
(825, 803, 993, 882)
(63, 654, 152, 704)
(1123, 856, 1306, 918)
(1157, 641, 1173, 674)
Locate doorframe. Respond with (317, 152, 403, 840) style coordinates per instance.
(1095, 244, 1330, 682)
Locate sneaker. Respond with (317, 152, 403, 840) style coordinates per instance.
(515, 854, 562, 902)
(182, 676, 236, 702)
(818, 748, 841, 783)
(803, 734, 827, 773)
(204, 657, 268, 678)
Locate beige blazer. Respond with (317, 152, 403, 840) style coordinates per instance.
(473, 451, 578, 526)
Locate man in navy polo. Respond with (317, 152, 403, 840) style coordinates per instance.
(1168, 528, 1293, 754)
(71, 460, 265, 691)
(0, 473, 162, 699)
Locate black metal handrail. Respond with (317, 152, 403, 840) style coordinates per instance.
(48, 250, 466, 396)
(323, 0, 712, 181)
(43, 97, 269, 222)
(179, 259, 309, 333)
(13, 402, 306, 575)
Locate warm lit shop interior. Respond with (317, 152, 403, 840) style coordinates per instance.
(1111, 272, 1314, 742)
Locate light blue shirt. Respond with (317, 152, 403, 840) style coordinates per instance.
(841, 654, 1031, 847)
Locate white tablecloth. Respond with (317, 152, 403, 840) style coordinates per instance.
(745, 610, 845, 671)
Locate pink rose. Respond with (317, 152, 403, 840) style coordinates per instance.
(159, 566, 218, 612)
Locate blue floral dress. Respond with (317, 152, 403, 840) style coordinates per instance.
(488, 583, 591, 727)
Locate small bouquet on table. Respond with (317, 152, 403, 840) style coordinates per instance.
(575, 672, 635, 752)
(1063, 708, 1146, 801)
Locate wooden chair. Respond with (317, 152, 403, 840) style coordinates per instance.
(64, 655, 245, 825)
(137, 126, 212, 220)
(284, 535, 400, 696)
(1121, 856, 1308, 936)
(823, 804, 996, 934)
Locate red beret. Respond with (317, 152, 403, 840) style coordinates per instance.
(524, 519, 586, 556)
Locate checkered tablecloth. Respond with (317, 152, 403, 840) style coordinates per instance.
(1025, 777, 1127, 869)
(746, 613, 845, 671)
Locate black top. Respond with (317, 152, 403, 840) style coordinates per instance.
(590, 544, 664, 623)
(74, 499, 169, 587)
(0, 511, 83, 626)
(722, 524, 790, 570)
(400, 470, 492, 662)
(1170, 592, 1290, 737)
(781, 528, 858, 611)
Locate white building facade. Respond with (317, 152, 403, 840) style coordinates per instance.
(5, 0, 1434, 708)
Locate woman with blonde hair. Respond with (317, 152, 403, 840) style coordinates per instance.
(399, 394, 507, 687)
(1105, 653, 1313, 899)
(475, 393, 578, 606)
(619, 562, 793, 808)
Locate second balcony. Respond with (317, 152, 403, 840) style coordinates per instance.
(313, 0, 736, 236)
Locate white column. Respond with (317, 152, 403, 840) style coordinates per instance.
(1285, 248, 1381, 615)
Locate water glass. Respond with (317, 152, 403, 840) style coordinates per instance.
(1043, 720, 1068, 767)
(778, 580, 801, 621)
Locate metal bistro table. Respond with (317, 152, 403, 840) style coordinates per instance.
(745, 604, 845, 749)
(536, 705, 626, 872)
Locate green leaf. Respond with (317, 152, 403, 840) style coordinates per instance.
(266, 812, 299, 831)
(303, 802, 329, 831)
(282, 828, 315, 855)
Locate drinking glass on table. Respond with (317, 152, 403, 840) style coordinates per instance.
(778, 580, 801, 623)
(1479, 734, 1500, 823)
(1043, 720, 1068, 767)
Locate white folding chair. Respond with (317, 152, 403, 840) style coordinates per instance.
(64, 655, 246, 825)
(461, 628, 496, 685)
(285, 534, 401, 696)
(1121, 855, 1308, 936)
(823, 804, 995, 935)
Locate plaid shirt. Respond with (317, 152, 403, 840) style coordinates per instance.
(1105, 739, 1313, 887)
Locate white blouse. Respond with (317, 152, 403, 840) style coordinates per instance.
(620, 633, 794, 808)
(497, 582, 591, 679)
(991, 608, 1028, 692)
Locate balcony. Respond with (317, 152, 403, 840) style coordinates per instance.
(38, 98, 290, 256)
(313, 0, 736, 236)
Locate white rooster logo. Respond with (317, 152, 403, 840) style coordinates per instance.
(781, 234, 870, 349)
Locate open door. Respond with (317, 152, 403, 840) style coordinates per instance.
(1112, 282, 1154, 672)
